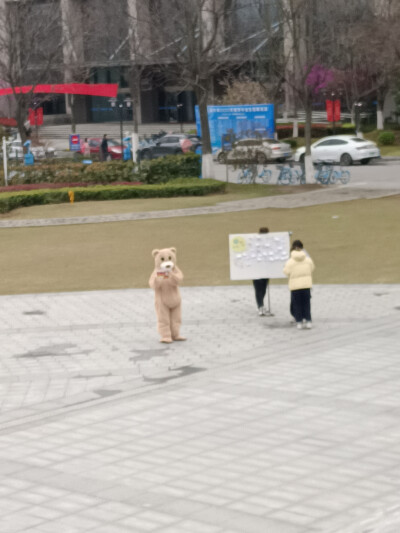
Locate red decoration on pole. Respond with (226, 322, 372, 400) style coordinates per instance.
(29, 108, 43, 126)
(326, 100, 333, 122)
(333, 99, 341, 122)
(326, 99, 341, 122)
(28, 108, 35, 126)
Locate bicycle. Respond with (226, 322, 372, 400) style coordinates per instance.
(292, 163, 306, 184)
(314, 160, 337, 184)
(276, 164, 297, 185)
(258, 165, 272, 184)
(332, 166, 351, 184)
(237, 164, 257, 184)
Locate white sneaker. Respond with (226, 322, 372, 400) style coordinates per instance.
(305, 322, 312, 329)
(258, 308, 265, 316)
(297, 323, 303, 330)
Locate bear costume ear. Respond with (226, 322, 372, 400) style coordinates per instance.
(152, 249, 159, 258)
(170, 247, 176, 254)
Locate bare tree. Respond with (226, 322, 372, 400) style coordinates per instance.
(218, 76, 270, 104)
(0, 0, 64, 142)
(149, 0, 249, 179)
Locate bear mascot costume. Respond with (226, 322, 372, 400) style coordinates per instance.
(149, 247, 186, 343)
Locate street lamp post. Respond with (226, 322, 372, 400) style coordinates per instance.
(355, 102, 363, 136)
(110, 97, 132, 156)
(176, 103, 183, 133)
(331, 92, 336, 135)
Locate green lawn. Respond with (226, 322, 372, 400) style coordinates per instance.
(0, 195, 399, 295)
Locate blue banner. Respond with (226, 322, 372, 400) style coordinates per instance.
(195, 104, 275, 154)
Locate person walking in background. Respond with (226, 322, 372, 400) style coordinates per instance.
(283, 239, 315, 330)
(82, 138, 90, 158)
(252, 227, 270, 316)
(100, 134, 108, 161)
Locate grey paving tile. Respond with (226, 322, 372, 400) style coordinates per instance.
(0, 284, 399, 533)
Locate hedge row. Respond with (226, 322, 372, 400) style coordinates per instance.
(1, 153, 201, 187)
(277, 123, 356, 139)
(140, 153, 200, 183)
(0, 179, 225, 214)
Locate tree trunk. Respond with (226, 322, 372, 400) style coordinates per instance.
(196, 84, 214, 180)
(304, 97, 313, 184)
(16, 97, 27, 144)
(376, 88, 387, 130)
(68, 94, 76, 133)
(376, 107, 384, 130)
(292, 118, 298, 138)
(376, 96, 384, 130)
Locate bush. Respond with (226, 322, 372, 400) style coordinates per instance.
(377, 131, 396, 146)
(276, 123, 356, 139)
(1, 155, 201, 187)
(0, 179, 225, 214)
(139, 153, 201, 184)
(0, 160, 139, 187)
(282, 138, 298, 149)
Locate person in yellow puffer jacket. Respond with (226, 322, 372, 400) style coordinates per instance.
(283, 240, 315, 330)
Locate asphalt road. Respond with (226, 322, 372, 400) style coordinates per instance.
(214, 158, 400, 191)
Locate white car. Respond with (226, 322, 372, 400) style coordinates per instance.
(294, 135, 381, 165)
(5, 140, 56, 160)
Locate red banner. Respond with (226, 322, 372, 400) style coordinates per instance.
(0, 83, 118, 98)
(29, 108, 43, 126)
(333, 99, 341, 122)
(0, 117, 17, 127)
(326, 100, 333, 122)
(326, 99, 341, 122)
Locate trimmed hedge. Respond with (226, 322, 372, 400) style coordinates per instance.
(2, 161, 138, 186)
(0, 179, 226, 214)
(377, 131, 395, 146)
(277, 123, 356, 139)
(281, 138, 298, 149)
(139, 153, 201, 184)
(1, 153, 201, 186)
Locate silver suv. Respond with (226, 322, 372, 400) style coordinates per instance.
(217, 138, 292, 164)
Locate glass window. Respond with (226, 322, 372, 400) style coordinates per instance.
(315, 140, 333, 147)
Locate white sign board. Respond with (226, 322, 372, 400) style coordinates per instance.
(229, 232, 290, 280)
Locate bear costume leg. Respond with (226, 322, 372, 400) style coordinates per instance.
(156, 302, 173, 343)
(170, 305, 186, 341)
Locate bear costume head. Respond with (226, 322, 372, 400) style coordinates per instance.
(152, 247, 177, 274)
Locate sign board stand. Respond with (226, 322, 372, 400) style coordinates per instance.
(229, 232, 291, 316)
(265, 284, 274, 316)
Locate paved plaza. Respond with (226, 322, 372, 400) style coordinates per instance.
(0, 163, 399, 531)
(1, 283, 400, 533)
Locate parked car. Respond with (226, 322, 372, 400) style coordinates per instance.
(79, 138, 124, 160)
(294, 135, 381, 165)
(148, 133, 194, 158)
(216, 138, 292, 164)
(4, 139, 56, 160)
(137, 139, 157, 160)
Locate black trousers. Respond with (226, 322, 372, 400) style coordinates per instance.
(252, 279, 269, 308)
(291, 288, 311, 322)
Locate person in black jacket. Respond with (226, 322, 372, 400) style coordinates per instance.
(100, 134, 108, 161)
(252, 227, 270, 316)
